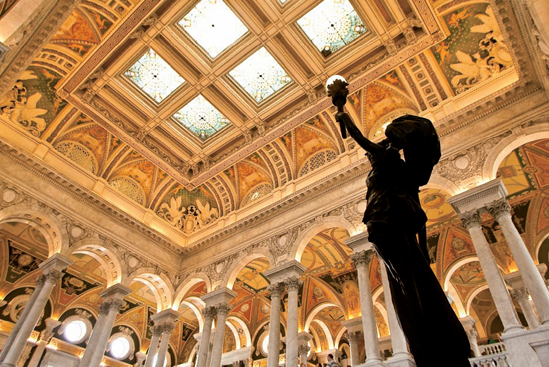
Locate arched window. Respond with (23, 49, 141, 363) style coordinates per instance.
(299, 150, 338, 177)
(109, 332, 134, 360)
(55, 141, 98, 174)
(110, 176, 146, 205)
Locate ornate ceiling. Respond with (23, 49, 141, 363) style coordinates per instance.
(0, 0, 522, 247)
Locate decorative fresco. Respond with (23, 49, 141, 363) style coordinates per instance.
(362, 82, 418, 139)
(0, 67, 67, 137)
(295, 126, 338, 173)
(315, 306, 345, 338)
(301, 228, 353, 276)
(450, 261, 485, 302)
(5, 240, 43, 283)
(236, 162, 272, 204)
(51, 9, 100, 57)
(156, 184, 219, 233)
(432, 4, 513, 94)
(85, 8, 114, 36)
(420, 188, 455, 226)
(235, 258, 270, 293)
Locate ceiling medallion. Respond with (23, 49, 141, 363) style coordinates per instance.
(297, 0, 366, 57)
(179, 0, 248, 58)
(125, 49, 185, 103)
(229, 47, 292, 103)
(173, 95, 231, 140)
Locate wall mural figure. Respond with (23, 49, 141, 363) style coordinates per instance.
(329, 77, 471, 366)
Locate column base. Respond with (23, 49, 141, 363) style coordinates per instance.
(501, 325, 549, 367)
(385, 354, 416, 367)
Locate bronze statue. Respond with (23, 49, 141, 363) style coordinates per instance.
(329, 77, 471, 366)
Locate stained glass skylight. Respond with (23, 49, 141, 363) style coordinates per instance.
(297, 0, 367, 56)
(229, 47, 291, 103)
(125, 49, 184, 103)
(179, 0, 248, 58)
(173, 95, 230, 140)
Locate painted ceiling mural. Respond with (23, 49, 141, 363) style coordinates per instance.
(0, 0, 524, 241)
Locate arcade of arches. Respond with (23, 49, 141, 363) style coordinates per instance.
(1, 1, 549, 367)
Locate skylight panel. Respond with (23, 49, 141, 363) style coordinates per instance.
(179, 0, 248, 58)
(297, 0, 366, 56)
(229, 47, 292, 103)
(173, 95, 231, 140)
(125, 49, 184, 103)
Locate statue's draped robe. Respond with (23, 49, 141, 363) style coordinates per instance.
(365, 147, 471, 367)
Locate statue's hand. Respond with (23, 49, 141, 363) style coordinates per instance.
(335, 111, 348, 122)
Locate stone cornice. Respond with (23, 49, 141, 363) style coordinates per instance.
(0, 0, 82, 100)
(0, 137, 184, 256)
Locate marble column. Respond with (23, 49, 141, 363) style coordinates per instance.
(511, 287, 540, 329)
(350, 250, 384, 365)
(264, 261, 305, 367)
(285, 276, 302, 367)
(80, 283, 131, 367)
(266, 283, 284, 367)
(458, 210, 524, 333)
(152, 309, 179, 367)
(144, 326, 163, 367)
(196, 308, 215, 367)
(0, 275, 46, 363)
(379, 259, 415, 366)
(210, 303, 231, 367)
(154, 324, 175, 367)
(460, 316, 481, 358)
(488, 198, 549, 324)
(27, 318, 61, 367)
(297, 332, 312, 364)
(347, 331, 362, 366)
(1, 253, 72, 367)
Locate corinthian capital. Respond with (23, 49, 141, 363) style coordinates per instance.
(284, 276, 302, 292)
(350, 250, 373, 269)
(98, 298, 125, 314)
(486, 198, 511, 220)
(510, 287, 529, 303)
(35, 275, 46, 287)
(44, 270, 63, 283)
(458, 210, 482, 230)
(159, 322, 176, 334)
(267, 282, 285, 298)
(215, 303, 231, 316)
(202, 306, 217, 319)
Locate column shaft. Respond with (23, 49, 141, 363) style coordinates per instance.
(267, 283, 284, 367)
(285, 277, 302, 367)
(348, 332, 361, 367)
(196, 308, 214, 367)
(511, 288, 540, 329)
(0, 276, 45, 363)
(1, 271, 61, 367)
(490, 202, 549, 324)
(460, 212, 523, 332)
(144, 328, 162, 367)
(88, 300, 124, 367)
(210, 304, 230, 367)
(379, 261, 409, 359)
(352, 251, 382, 363)
(155, 327, 174, 367)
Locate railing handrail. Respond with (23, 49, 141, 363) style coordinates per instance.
(478, 341, 507, 355)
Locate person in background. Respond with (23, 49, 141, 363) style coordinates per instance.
(327, 354, 339, 367)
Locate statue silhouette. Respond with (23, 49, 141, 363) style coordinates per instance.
(336, 111, 471, 367)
